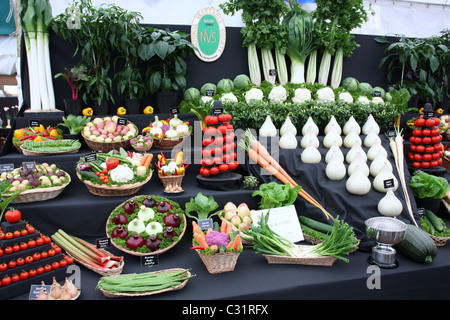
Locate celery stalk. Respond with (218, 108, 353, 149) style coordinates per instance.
(35, 0, 50, 110)
(248, 43, 261, 86)
(330, 48, 344, 88)
(261, 48, 276, 84)
(306, 49, 317, 84)
(275, 48, 288, 85)
(318, 50, 332, 86)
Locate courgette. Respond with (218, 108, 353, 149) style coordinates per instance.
(395, 224, 437, 263)
(300, 224, 329, 240)
(422, 216, 436, 235)
(79, 170, 99, 181)
(299, 215, 333, 235)
(425, 210, 444, 233)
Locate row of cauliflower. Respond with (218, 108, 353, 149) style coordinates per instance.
(182, 74, 390, 107)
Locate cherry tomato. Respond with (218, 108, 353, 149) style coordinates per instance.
(19, 271, 29, 280)
(219, 164, 229, 172)
(59, 259, 68, 267)
(421, 161, 431, 168)
(212, 146, 222, 156)
(65, 256, 74, 264)
(25, 256, 33, 264)
(217, 125, 228, 135)
(36, 237, 44, 246)
(224, 132, 235, 143)
(44, 264, 52, 272)
(0, 263, 7, 272)
(16, 257, 25, 266)
(213, 156, 222, 165)
(210, 166, 220, 175)
(53, 246, 62, 254)
(36, 267, 44, 275)
(434, 117, 441, 126)
(0, 248, 2, 257)
(201, 167, 210, 177)
(203, 157, 214, 166)
(228, 161, 239, 170)
(413, 154, 422, 161)
(28, 269, 37, 277)
(416, 145, 425, 153)
(47, 249, 55, 257)
(2, 276, 11, 286)
(430, 160, 439, 167)
(202, 148, 212, 158)
(13, 244, 20, 252)
(27, 239, 36, 248)
(20, 242, 28, 250)
(11, 275, 20, 283)
(8, 260, 16, 268)
(33, 252, 41, 261)
(4, 246, 13, 254)
(43, 236, 51, 244)
(51, 261, 60, 270)
(13, 230, 21, 238)
(102, 168, 108, 174)
(40, 251, 48, 259)
(412, 129, 423, 136)
(410, 144, 417, 152)
(26, 225, 35, 234)
(202, 138, 214, 147)
(222, 153, 231, 164)
(5, 232, 13, 240)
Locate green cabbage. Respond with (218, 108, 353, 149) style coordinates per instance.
(200, 83, 217, 96)
(217, 78, 234, 93)
(183, 87, 201, 103)
(233, 74, 251, 91)
(341, 77, 359, 92)
(372, 86, 385, 99)
(358, 82, 373, 96)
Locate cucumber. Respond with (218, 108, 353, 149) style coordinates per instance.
(79, 170, 99, 181)
(422, 216, 436, 235)
(395, 224, 437, 263)
(299, 215, 333, 234)
(300, 224, 328, 240)
(425, 210, 444, 232)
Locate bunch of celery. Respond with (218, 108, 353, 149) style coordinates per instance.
(19, 0, 55, 110)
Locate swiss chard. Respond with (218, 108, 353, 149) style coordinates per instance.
(185, 192, 220, 221)
(252, 182, 302, 209)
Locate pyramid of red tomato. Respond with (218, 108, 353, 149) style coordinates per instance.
(200, 113, 239, 177)
(409, 115, 443, 169)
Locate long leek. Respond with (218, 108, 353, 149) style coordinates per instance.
(275, 48, 288, 85)
(306, 49, 317, 84)
(261, 48, 276, 84)
(248, 43, 261, 86)
(330, 48, 344, 88)
(318, 50, 332, 86)
(35, 0, 50, 110)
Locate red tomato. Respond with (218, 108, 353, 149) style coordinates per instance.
(26, 224, 35, 234)
(438, 158, 443, 165)
(426, 118, 436, 127)
(19, 271, 29, 280)
(434, 117, 441, 126)
(202, 148, 212, 158)
(423, 154, 432, 161)
(212, 146, 222, 156)
(51, 261, 60, 270)
(27, 239, 36, 248)
(410, 144, 417, 152)
(217, 125, 228, 135)
(412, 161, 421, 168)
(33, 252, 41, 261)
(434, 143, 442, 151)
(426, 146, 435, 153)
(432, 152, 441, 160)
(210, 166, 220, 175)
(228, 161, 239, 170)
(416, 145, 425, 153)
(432, 135, 442, 143)
(213, 156, 222, 165)
(8, 260, 16, 268)
(414, 137, 422, 144)
(203, 127, 218, 135)
(20, 229, 28, 236)
(414, 118, 426, 127)
(222, 153, 231, 163)
(421, 161, 431, 168)
(218, 113, 232, 122)
(224, 132, 235, 143)
(413, 154, 422, 161)
(16, 257, 24, 266)
(44, 264, 52, 272)
(413, 129, 423, 136)
(0, 263, 7, 272)
(4, 246, 12, 254)
(25, 256, 33, 264)
(20, 242, 28, 250)
(4, 209, 21, 223)
(36, 237, 44, 246)
(219, 164, 229, 172)
(2, 276, 11, 286)
(5, 232, 13, 240)
(422, 129, 430, 136)
(59, 259, 68, 267)
(36, 267, 44, 275)
(13, 244, 20, 252)
(28, 269, 37, 277)
(47, 249, 55, 257)
(11, 275, 20, 283)
(422, 137, 432, 144)
(201, 167, 210, 177)
(214, 136, 224, 145)
(431, 128, 440, 136)
(40, 251, 48, 259)
(430, 160, 439, 167)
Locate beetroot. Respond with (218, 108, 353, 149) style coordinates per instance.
(112, 224, 128, 239)
(163, 213, 181, 228)
(123, 200, 139, 214)
(112, 213, 127, 225)
(126, 232, 144, 250)
(163, 226, 177, 239)
(142, 196, 157, 208)
(157, 201, 172, 213)
(145, 234, 162, 251)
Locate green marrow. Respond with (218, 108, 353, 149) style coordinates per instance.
(395, 224, 437, 263)
(299, 215, 333, 234)
(425, 210, 444, 233)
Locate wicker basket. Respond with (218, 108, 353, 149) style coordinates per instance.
(158, 173, 184, 189)
(442, 157, 450, 173)
(427, 232, 450, 246)
(20, 140, 81, 156)
(97, 268, 191, 298)
(195, 249, 240, 274)
(67, 249, 124, 276)
(76, 171, 152, 197)
(153, 135, 189, 150)
(2, 172, 71, 204)
(106, 195, 187, 256)
(442, 199, 450, 213)
(81, 119, 138, 152)
(263, 245, 337, 266)
(132, 141, 153, 152)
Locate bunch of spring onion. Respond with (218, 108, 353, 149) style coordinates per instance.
(241, 211, 300, 257)
(96, 269, 194, 294)
(281, 0, 314, 84)
(302, 216, 359, 263)
(19, 0, 55, 110)
(51, 229, 124, 271)
(388, 126, 417, 226)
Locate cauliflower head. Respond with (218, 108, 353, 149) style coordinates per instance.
(205, 231, 230, 247)
(338, 91, 354, 103)
(268, 85, 288, 104)
(220, 92, 238, 103)
(371, 96, 385, 105)
(357, 96, 371, 105)
(316, 87, 336, 104)
(245, 88, 264, 103)
(292, 88, 312, 104)
(109, 165, 134, 183)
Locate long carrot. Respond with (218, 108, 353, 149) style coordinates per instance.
(144, 153, 153, 168)
(240, 130, 333, 219)
(140, 154, 149, 166)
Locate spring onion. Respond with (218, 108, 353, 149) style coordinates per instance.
(282, 0, 314, 84)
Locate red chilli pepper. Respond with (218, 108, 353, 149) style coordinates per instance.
(190, 246, 206, 250)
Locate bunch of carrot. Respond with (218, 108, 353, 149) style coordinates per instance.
(140, 153, 153, 168)
(238, 129, 333, 220)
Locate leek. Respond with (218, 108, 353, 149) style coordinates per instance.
(330, 48, 344, 88)
(35, 0, 50, 110)
(318, 50, 332, 86)
(282, 0, 314, 84)
(248, 43, 262, 86)
(275, 47, 288, 85)
(261, 48, 276, 84)
(306, 49, 317, 84)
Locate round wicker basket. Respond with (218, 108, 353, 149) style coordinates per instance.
(195, 250, 240, 274)
(158, 173, 184, 189)
(81, 119, 138, 152)
(427, 232, 450, 247)
(97, 268, 191, 298)
(76, 170, 152, 197)
(67, 249, 124, 276)
(153, 135, 189, 150)
(2, 171, 71, 204)
(106, 195, 187, 256)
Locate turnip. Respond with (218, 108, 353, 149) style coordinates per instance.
(224, 202, 237, 212)
(239, 222, 250, 231)
(237, 203, 250, 218)
(224, 209, 236, 220)
(243, 216, 252, 225)
(231, 215, 241, 226)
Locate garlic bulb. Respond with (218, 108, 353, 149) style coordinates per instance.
(301, 141, 321, 163)
(301, 127, 320, 148)
(346, 166, 371, 195)
(326, 151, 346, 180)
(324, 116, 342, 135)
(348, 153, 369, 176)
(367, 140, 388, 161)
(323, 126, 343, 148)
(362, 114, 380, 135)
(280, 116, 297, 136)
(346, 142, 367, 164)
(377, 189, 403, 217)
(370, 153, 393, 177)
(343, 116, 361, 135)
(325, 143, 344, 163)
(302, 116, 319, 136)
(373, 163, 398, 193)
(279, 132, 298, 149)
(343, 129, 362, 148)
(363, 128, 381, 147)
(259, 115, 278, 137)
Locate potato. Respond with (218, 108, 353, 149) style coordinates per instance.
(16, 184, 27, 191)
(11, 180, 21, 187)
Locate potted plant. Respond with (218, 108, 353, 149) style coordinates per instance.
(58, 114, 91, 139)
(54, 63, 89, 115)
(52, 0, 117, 114)
(139, 27, 197, 113)
(113, 10, 145, 114)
